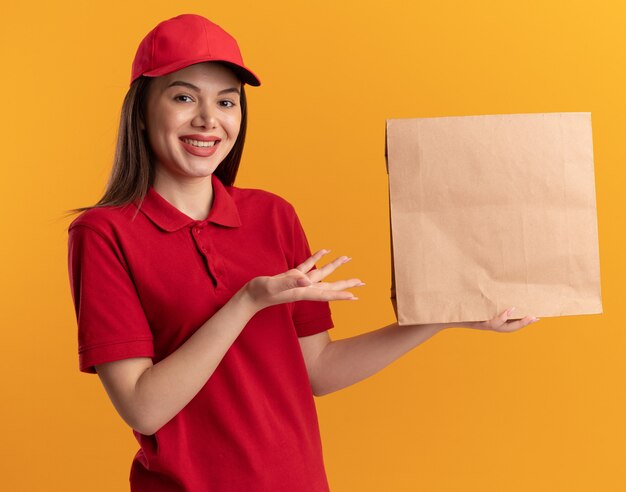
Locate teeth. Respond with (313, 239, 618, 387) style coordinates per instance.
(182, 138, 217, 148)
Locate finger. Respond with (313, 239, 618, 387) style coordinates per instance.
(269, 287, 357, 304)
(316, 278, 365, 291)
(295, 249, 331, 273)
(266, 271, 310, 295)
(468, 309, 538, 332)
(502, 307, 515, 322)
(307, 255, 352, 283)
(497, 315, 540, 333)
(487, 307, 515, 329)
(295, 288, 358, 302)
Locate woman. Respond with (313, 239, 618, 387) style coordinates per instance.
(66, 13, 539, 492)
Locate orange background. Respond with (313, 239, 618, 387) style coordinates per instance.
(2, 0, 624, 490)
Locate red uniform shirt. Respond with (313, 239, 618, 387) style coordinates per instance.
(67, 173, 334, 491)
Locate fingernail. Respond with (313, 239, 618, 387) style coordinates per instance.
(349, 297, 359, 301)
(531, 318, 540, 323)
(506, 307, 516, 316)
(357, 282, 366, 286)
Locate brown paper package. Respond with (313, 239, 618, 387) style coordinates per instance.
(385, 113, 603, 325)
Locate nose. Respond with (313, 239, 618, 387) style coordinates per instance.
(192, 101, 218, 129)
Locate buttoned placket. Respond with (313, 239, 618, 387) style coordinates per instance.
(191, 221, 225, 291)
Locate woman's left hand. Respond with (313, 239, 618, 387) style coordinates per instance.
(460, 307, 540, 333)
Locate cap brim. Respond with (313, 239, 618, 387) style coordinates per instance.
(142, 57, 261, 86)
(216, 61, 261, 87)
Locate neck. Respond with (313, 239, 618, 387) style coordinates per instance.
(152, 172, 215, 221)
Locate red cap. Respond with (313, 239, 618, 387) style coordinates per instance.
(130, 14, 261, 87)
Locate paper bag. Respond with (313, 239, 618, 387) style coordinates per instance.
(385, 113, 603, 325)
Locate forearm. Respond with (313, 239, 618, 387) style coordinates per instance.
(133, 288, 258, 435)
(312, 321, 457, 396)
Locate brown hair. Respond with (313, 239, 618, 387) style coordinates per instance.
(64, 66, 248, 217)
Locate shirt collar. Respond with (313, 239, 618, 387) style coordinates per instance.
(135, 174, 242, 232)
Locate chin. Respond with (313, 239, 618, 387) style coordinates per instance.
(188, 169, 215, 178)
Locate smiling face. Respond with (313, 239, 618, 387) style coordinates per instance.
(142, 62, 243, 184)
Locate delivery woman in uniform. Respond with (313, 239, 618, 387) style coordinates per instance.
(66, 13, 539, 492)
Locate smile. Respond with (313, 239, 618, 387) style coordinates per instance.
(180, 138, 219, 148)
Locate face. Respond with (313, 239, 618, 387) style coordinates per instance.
(142, 62, 243, 182)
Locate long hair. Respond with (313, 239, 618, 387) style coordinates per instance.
(65, 66, 248, 217)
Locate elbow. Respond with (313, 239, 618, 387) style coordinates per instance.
(129, 373, 163, 436)
(311, 382, 332, 397)
(131, 416, 162, 437)
(310, 379, 322, 397)
(127, 404, 162, 436)
(130, 408, 169, 436)
(309, 368, 337, 396)
(127, 413, 155, 436)
(112, 393, 151, 435)
(309, 365, 330, 397)
(133, 422, 155, 437)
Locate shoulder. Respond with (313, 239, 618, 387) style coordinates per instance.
(228, 184, 298, 219)
(67, 203, 140, 239)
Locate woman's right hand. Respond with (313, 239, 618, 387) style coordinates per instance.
(242, 249, 364, 311)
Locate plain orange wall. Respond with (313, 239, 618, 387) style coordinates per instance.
(2, 0, 624, 490)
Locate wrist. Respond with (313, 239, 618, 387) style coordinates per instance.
(432, 322, 455, 332)
(234, 282, 263, 317)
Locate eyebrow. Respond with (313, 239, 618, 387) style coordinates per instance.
(165, 80, 240, 95)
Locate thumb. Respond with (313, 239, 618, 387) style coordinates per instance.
(500, 307, 515, 323)
(296, 276, 312, 287)
(276, 273, 311, 292)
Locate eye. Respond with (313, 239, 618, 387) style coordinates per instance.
(174, 94, 194, 103)
(219, 100, 236, 108)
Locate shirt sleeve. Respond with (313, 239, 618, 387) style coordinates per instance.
(67, 224, 155, 374)
(288, 207, 335, 337)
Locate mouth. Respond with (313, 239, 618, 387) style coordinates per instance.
(179, 137, 221, 157)
(180, 137, 221, 148)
